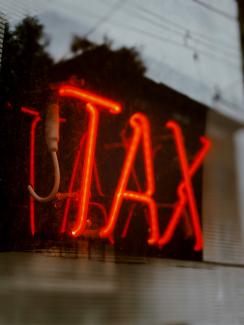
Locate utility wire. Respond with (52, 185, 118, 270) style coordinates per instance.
(127, 3, 238, 59)
(106, 16, 239, 68)
(79, 0, 242, 111)
(125, 1, 239, 57)
(192, 0, 236, 21)
(100, 0, 239, 66)
(83, 0, 126, 38)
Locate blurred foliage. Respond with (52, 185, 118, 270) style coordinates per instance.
(69, 34, 146, 78)
(0, 17, 146, 109)
(0, 17, 53, 108)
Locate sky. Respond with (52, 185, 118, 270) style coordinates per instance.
(0, 0, 243, 122)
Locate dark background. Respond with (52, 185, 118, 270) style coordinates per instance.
(0, 17, 207, 260)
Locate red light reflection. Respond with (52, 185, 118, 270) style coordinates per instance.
(100, 113, 159, 245)
(59, 85, 122, 114)
(59, 86, 122, 237)
(22, 88, 211, 252)
(158, 121, 211, 251)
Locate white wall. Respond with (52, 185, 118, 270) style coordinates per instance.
(203, 110, 244, 264)
(235, 129, 244, 243)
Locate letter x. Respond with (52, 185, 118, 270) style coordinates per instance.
(158, 121, 211, 251)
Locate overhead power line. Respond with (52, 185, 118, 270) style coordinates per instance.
(74, 0, 240, 68)
(100, 0, 239, 66)
(107, 16, 239, 68)
(192, 0, 236, 21)
(127, 1, 239, 57)
(84, 0, 126, 38)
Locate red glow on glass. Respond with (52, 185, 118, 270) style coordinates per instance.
(71, 103, 99, 237)
(121, 204, 136, 238)
(59, 85, 122, 114)
(158, 121, 211, 251)
(58, 86, 122, 237)
(21, 107, 39, 116)
(21, 107, 41, 235)
(21, 91, 211, 252)
(100, 113, 159, 245)
(84, 202, 114, 244)
(94, 160, 104, 197)
(22, 107, 66, 235)
(29, 115, 41, 236)
(60, 133, 106, 234)
(60, 133, 87, 234)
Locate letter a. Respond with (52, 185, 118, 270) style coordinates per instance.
(100, 113, 159, 245)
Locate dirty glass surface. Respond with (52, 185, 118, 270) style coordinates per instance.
(0, 1, 243, 324)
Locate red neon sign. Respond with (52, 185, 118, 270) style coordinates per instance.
(59, 86, 122, 114)
(29, 114, 41, 236)
(58, 86, 122, 237)
(158, 123, 211, 251)
(21, 107, 65, 235)
(23, 86, 211, 251)
(99, 113, 159, 245)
